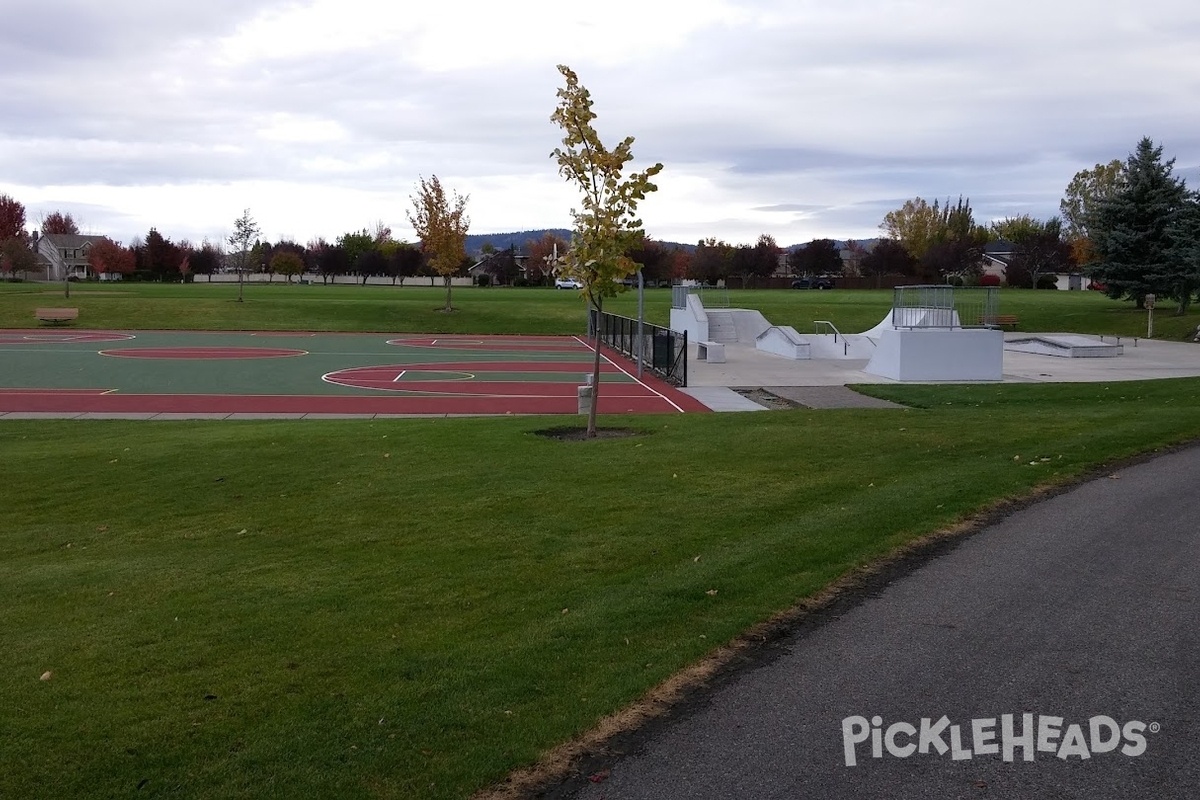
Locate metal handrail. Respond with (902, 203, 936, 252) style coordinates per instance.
(813, 320, 840, 341)
(814, 320, 848, 355)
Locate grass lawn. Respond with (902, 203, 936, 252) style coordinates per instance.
(5, 378, 1200, 798)
(2, 281, 1197, 340)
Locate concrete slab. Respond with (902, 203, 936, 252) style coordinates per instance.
(0, 411, 86, 419)
(762, 386, 908, 409)
(150, 413, 234, 420)
(685, 335, 1200, 389)
(1005, 334, 1123, 358)
(680, 387, 769, 412)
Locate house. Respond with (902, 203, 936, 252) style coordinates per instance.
(468, 248, 531, 285)
(33, 232, 106, 281)
(981, 240, 1014, 282)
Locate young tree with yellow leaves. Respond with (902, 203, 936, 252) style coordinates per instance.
(551, 64, 663, 437)
(407, 175, 469, 312)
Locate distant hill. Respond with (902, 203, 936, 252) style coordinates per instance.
(466, 229, 572, 256)
(466, 229, 697, 256)
(465, 230, 880, 256)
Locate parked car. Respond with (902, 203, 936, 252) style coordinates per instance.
(791, 276, 834, 290)
(555, 277, 583, 289)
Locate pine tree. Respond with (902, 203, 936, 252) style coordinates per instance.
(1086, 138, 1189, 309)
(1166, 191, 1200, 314)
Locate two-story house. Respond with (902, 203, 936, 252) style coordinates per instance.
(33, 232, 106, 281)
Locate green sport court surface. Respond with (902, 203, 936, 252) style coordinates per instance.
(0, 331, 707, 417)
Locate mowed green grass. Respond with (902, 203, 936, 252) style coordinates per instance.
(5, 379, 1200, 799)
(1, 281, 1196, 339)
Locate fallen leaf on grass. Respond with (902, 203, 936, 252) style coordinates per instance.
(705, 589, 718, 596)
(40, 671, 52, 681)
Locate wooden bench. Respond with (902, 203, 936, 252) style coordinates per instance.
(979, 314, 1018, 330)
(697, 340, 725, 363)
(36, 308, 79, 325)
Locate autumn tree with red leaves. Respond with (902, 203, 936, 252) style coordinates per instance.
(525, 232, 569, 285)
(0, 194, 26, 241)
(40, 211, 80, 235)
(87, 238, 136, 279)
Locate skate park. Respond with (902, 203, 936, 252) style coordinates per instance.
(669, 286, 1200, 411)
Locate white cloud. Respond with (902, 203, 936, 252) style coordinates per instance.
(3, 0, 1198, 246)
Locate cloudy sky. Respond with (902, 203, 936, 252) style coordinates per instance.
(3, 0, 1199, 248)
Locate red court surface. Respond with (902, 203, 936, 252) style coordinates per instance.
(0, 331, 708, 417)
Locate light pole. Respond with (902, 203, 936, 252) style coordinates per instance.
(636, 268, 644, 378)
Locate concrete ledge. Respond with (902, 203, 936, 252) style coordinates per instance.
(697, 341, 726, 363)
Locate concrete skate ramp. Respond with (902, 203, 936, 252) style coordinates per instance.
(755, 326, 811, 360)
(859, 307, 963, 341)
(729, 309, 773, 342)
(1005, 335, 1123, 358)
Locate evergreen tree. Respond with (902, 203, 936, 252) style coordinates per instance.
(1166, 191, 1200, 314)
(1086, 138, 1189, 309)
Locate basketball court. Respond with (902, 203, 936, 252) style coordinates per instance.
(0, 331, 708, 418)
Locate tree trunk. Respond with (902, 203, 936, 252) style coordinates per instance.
(443, 275, 453, 311)
(587, 296, 603, 438)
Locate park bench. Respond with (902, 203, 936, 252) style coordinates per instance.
(697, 340, 726, 363)
(36, 308, 79, 325)
(979, 314, 1018, 330)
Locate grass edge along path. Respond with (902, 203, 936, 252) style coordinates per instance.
(4, 379, 1200, 799)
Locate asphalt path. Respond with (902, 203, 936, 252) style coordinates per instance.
(569, 445, 1200, 800)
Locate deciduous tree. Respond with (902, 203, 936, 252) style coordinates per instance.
(408, 175, 470, 312)
(39, 211, 80, 235)
(389, 242, 424, 286)
(191, 240, 223, 280)
(0, 194, 26, 241)
(689, 238, 733, 285)
(525, 232, 570, 285)
(881, 196, 988, 278)
(270, 251, 305, 283)
(788, 238, 842, 276)
(625, 236, 673, 286)
(87, 238, 136, 279)
(0, 236, 37, 279)
(1060, 159, 1125, 264)
(551, 64, 663, 436)
(138, 228, 182, 281)
(880, 198, 943, 260)
(228, 209, 261, 302)
(991, 216, 1072, 288)
(860, 238, 917, 285)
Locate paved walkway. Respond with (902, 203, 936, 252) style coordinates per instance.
(570, 445, 1200, 799)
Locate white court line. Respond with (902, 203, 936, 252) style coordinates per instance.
(393, 370, 407, 382)
(572, 336, 685, 414)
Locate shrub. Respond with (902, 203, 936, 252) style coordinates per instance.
(1036, 275, 1059, 290)
(476, 274, 491, 287)
(979, 274, 1002, 286)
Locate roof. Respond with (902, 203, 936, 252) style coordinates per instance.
(38, 233, 106, 248)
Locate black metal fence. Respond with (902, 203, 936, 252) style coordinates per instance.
(589, 310, 688, 387)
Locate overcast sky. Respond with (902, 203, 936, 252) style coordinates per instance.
(3, 0, 1199, 248)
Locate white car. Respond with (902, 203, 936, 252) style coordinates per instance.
(554, 277, 583, 290)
